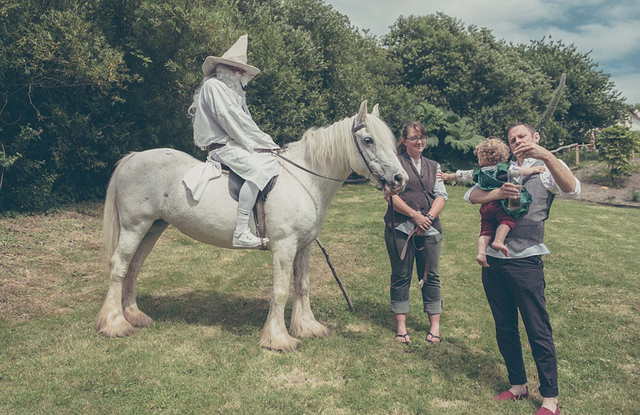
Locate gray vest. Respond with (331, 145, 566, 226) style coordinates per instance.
(504, 161, 555, 253)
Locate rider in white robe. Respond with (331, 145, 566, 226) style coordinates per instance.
(189, 34, 279, 248)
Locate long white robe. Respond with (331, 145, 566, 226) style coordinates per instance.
(191, 78, 279, 190)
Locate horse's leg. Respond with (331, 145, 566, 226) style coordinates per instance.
(259, 240, 301, 351)
(122, 220, 168, 328)
(96, 224, 151, 337)
(290, 243, 330, 338)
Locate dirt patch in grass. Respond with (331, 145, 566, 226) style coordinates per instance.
(573, 158, 640, 208)
(0, 204, 104, 321)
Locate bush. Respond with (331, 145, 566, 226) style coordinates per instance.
(597, 125, 639, 185)
(411, 102, 484, 170)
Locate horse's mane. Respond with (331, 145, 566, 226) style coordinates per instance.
(288, 114, 397, 171)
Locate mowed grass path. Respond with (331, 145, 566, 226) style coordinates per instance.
(1, 186, 639, 414)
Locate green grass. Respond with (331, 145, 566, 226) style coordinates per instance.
(1, 186, 639, 414)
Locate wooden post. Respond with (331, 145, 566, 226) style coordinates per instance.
(575, 145, 579, 165)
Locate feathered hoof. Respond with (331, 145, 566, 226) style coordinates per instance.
(259, 330, 301, 352)
(96, 313, 136, 338)
(290, 319, 331, 339)
(123, 305, 153, 328)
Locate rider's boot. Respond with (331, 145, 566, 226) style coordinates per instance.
(232, 208, 268, 248)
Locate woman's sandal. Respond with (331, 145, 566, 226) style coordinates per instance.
(426, 331, 441, 343)
(396, 333, 411, 344)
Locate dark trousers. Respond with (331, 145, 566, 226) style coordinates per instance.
(385, 228, 443, 315)
(482, 255, 559, 397)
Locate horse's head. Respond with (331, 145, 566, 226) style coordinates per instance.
(350, 100, 407, 195)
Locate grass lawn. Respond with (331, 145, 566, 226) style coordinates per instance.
(1, 185, 639, 414)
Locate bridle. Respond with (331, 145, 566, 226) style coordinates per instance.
(350, 120, 377, 179)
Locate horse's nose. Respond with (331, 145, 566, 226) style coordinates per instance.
(394, 173, 404, 185)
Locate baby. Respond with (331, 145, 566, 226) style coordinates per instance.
(438, 138, 545, 267)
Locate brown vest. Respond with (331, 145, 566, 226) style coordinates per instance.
(384, 152, 443, 234)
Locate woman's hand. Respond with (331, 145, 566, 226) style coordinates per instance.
(412, 212, 432, 233)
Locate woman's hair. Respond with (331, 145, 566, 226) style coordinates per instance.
(474, 138, 510, 164)
(398, 121, 427, 153)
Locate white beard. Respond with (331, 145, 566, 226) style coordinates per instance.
(215, 66, 247, 108)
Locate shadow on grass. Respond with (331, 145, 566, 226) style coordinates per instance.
(344, 296, 510, 394)
(137, 290, 270, 335)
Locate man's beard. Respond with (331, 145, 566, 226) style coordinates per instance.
(215, 66, 246, 107)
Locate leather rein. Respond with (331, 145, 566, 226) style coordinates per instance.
(271, 119, 375, 185)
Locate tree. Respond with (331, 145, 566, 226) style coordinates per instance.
(0, 0, 413, 212)
(0, 1, 132, 211)
(516, 37, 629, 145)
(240, 0, 415, 142)
(383, 14, 553, 143)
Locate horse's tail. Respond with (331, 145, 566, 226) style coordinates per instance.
(103, 152, 137, 262)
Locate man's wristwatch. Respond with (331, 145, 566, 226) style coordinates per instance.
(425, 213, 435, 221)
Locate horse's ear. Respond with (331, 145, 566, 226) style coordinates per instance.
(371, 104, 380, 118)
(357, 100, 368, 123)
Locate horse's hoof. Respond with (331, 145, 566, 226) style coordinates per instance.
(290, 320, 331, 338)
(96, 315, 136, 338)
(123, 306, 153, 328)
(259, 334, 301, 352)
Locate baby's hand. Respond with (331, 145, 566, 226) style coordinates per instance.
(437, 172, 453, 181)
(521, 165, 546, 176)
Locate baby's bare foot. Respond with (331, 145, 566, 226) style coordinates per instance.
(491, 241, 509, 257)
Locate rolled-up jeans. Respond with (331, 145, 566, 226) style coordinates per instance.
(385, 228, 443, 315)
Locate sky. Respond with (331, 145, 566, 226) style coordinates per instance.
(325, 0, 640, 105)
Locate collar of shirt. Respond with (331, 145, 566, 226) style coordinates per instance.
(411, 157, 421, 172)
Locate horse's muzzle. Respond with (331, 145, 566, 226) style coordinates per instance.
(382, 171, 407, 196)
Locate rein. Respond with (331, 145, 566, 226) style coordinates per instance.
(388, 195, 422, 261)
(273, 153, 369, 184)
(271, 119, 376, 185)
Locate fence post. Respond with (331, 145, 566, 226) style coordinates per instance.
(575, 145, 579, 165)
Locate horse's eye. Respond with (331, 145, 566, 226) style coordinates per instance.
(364, 137, 373, 145)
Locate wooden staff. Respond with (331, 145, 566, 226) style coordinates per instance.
(315, 238, 355, 312)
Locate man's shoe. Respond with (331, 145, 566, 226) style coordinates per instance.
(493, 387, 529, 401)
(233, 229, 262, 248)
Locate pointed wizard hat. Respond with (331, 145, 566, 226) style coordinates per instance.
(202, 34, 260, 79)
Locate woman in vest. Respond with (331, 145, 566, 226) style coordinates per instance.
(384, 121, 447, 344)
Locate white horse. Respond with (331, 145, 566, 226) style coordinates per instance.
(96, 101, 407, 351)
